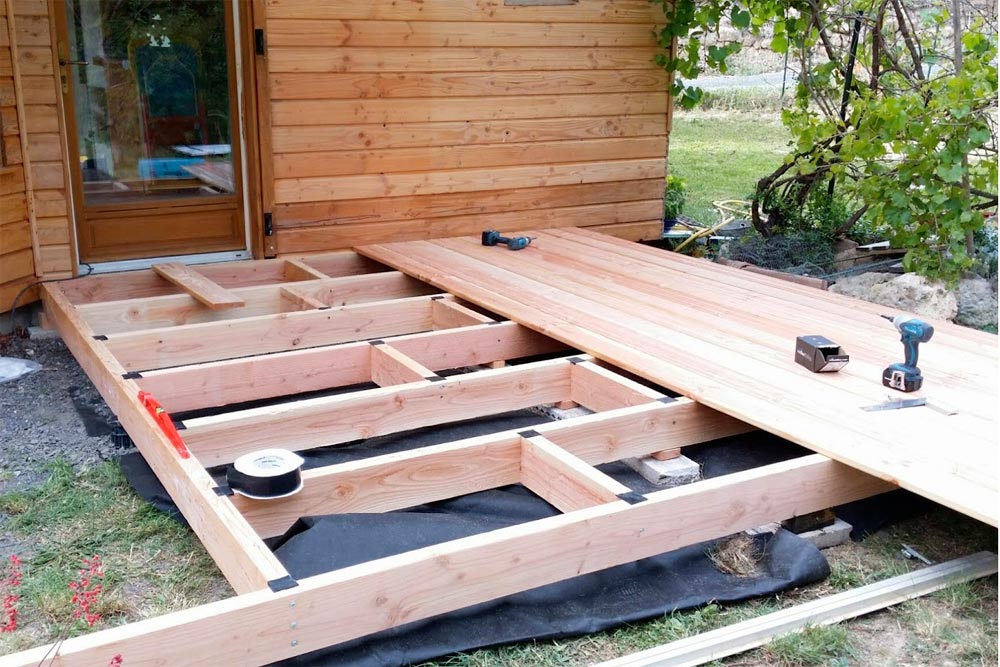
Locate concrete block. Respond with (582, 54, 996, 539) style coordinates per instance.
(28, 326, 62, 341)
(624, 454, 701, 487)
(530, 403, 594, 421)
(746, 517, 853, 550)
(797, 517, 853, 550)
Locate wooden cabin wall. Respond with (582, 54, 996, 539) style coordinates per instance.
(13, 0, 74, 280)
(262, 0, 669, 254)
(0, 0, 36, 311)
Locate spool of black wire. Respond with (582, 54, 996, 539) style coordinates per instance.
(226, 449, 305, 500)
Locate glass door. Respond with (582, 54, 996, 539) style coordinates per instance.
(59, 0, 247, 263)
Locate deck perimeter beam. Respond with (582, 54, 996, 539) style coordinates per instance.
(41, 285, 288, 595)
(0, 455, 894, 667)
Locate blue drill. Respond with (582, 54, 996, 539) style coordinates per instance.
(881, 314, 934, 392)
(481, 229, 534, 251)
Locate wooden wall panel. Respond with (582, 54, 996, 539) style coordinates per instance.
(0, 0, 36, 312)
(7, 0, 75, 296)
(265, 1, 668, 253)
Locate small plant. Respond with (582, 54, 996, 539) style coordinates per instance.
(1, 555, 23, 632)
(664, 174, 688, 223)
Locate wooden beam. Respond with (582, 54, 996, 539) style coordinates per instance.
(136, 321, 566, 413)
(78, 271, 433, 334)
(570, 359, 666, 411)
(180, 357, 575, 466)
(520, 433, 631, 512)
(237, 399, 753, 539)
(39, 285, 287, 594)
(283, 258, 329, 281)
(431, 298, 496, 328)
(370, 341, 436, 386)
(0, 455, 893, 667)
(152, 263, 247, 310)
(280, 285, 327, 310)
(104, 294, 452, 370)
(57, 251, 383, 304)
(594, 552, 999, 667)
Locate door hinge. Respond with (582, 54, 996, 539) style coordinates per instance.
(254, 28, 266, 56)
(263, 212, 274, 236)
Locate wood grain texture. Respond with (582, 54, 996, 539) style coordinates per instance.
(359, 229, 999, 524)
(270, 70, 668, 99)
(0, 455, 889, 667)
(152, 263, 247, 310)
(137, 320, 565, 413)
(263, 0, 666, 246)
(180, 358, 574, 465)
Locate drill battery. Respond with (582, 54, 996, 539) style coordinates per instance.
(795, 335, 850, 373)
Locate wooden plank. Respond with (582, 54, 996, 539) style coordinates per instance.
(274, 179, 662, 229)
(266, 19, 657, 48)
(0, 246, 32, 282)
(0, 191, 26, 224)
(137, 321, 566, 413)
(15, 45, 52, 75)
(78, 273, 435, 335)
(272, 93, 666, 126)
(13, 13, 49, 45)
(151, 263, 248, 310)
(179, 357, 574, 466)
(275, 200, 662, 253)
(39, 285, 288, 595)
(595, 552, 999, 667)
(283, 257, 329, 280)
(273, 137, 666, 179)
(274, 160, 664, 204)
(570, 360, 666, 411)
(370, 341, 436, 386)
(0, 218, 30, 252)
(431, 298, 495, 329)
(58, 252, 381, 304)
(105, 294, 452, 371)
(520, 433, 631, 512)
(264, 0, 662, 23)
(270, 70, 668, 100)
(279, 284, 327, 310)
(587, 220, 664, 242)
(0, 455, 889, 667)
(271, 115, 665, 153)
(237, 398, 750, 538)
(358, 232, 998, 524)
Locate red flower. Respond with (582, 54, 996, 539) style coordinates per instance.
(107, 654, 123, 666)
(1, 555, 22, 632)
(68, 555, 104, 627)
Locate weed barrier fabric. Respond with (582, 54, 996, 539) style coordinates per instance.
(120, 411, 836, 667)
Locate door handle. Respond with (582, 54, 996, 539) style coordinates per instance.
(59, 59, 89, 66)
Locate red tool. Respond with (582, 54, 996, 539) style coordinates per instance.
(138, 391, 190, 459)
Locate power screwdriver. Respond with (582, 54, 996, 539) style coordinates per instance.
(481, 229, 534, 251)
(881, 314, 934, 392)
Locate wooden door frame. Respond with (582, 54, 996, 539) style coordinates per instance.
(246, 0, 273, 258)
(54, 0, 267, 263)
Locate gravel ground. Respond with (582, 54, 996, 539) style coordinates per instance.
(0, 332, 131, 494)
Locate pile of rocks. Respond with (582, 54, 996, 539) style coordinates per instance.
(830, 272, 998, 330)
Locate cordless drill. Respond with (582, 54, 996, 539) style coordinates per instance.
(881, 314, 934, 392)
(481, 229, 534, 250)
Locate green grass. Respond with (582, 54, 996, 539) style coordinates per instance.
(763, 625, 855, 666)
(668, 110, 792, 226)
(0, 460, 227, 654)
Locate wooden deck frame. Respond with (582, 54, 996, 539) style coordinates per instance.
(2, 251, 901, 667)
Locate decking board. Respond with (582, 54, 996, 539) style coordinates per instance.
(359, 228, 999, 525)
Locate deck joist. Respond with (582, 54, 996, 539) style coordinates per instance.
(2, 238, 990, 667)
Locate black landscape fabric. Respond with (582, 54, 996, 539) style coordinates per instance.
(120, 410, 842, 667)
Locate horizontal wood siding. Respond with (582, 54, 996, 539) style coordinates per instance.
(265, 0, 667, 253)
(0, 0, 36, 312)
(6, 0, 74, 304)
